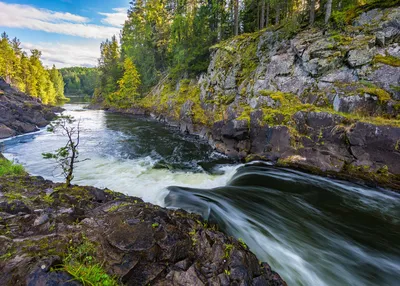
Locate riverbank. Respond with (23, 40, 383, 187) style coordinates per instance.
(91, 5, 400, 191)
(0, 158, 286, 285)
(0, 78, 63, 140)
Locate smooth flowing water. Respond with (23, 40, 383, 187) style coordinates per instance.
(2, 104, 399, 285)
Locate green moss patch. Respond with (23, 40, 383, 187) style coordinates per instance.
(374, 54, 400, 67)
(358, 87, 392, 102)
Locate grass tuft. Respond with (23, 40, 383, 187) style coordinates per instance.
(0, 159, 25, 176)
(62, 237, 119, 286)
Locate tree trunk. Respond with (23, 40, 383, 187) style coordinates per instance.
(260, 0, 265, 29)
(257, 1, 260, 30)
(310, 0, 315, 25)
(234, 0, 239, 35)
(266, 1, 270, 27)
(275, 4, 280, 25)
(325, 0, 333, 24)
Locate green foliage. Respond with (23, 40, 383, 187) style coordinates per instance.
(238, 238, 248, 249)
(0, 32, 66, 105)
(4, 192, 23, 201)
(60, 67, 100, 97)
(63, 237, 119, 286)
(0, 159, 25, 176)
(42, 116, 84, 187)
(106, 58, 141, 108)
(223, 244, 234, 259)
(95, 36, 123, 104)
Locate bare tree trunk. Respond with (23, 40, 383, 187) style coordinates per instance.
(260, 0, 265, 29)
(275, 4, 280, 25)
(325, 0, 332, 24)
(310, 0, 316, 25)
(234, 0, 239, 35)
(266, 1, 270, 27)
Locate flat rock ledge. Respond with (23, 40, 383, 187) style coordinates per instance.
(0, 174, 286, 286)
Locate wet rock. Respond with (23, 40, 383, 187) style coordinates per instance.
(221, 120, 249, 140)
(347, 122, 400, 174)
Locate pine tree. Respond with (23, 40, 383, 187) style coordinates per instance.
(109, 58, 141, 108)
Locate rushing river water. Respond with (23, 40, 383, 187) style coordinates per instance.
(1, 104, 400, 285)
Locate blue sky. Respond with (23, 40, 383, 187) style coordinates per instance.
(0, 0, 129, 67)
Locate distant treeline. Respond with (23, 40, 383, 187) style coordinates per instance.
(0, 32, 66, 105)
(59, 67, 100, 97)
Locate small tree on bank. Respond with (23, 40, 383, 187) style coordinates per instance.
(43, 116, 86, 187)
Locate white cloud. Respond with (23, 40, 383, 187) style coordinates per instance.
(0, 2, 88, 23)
(0, 2, 121, 39)
(99, 8, 128, 27)
(22, 41, 100, 68)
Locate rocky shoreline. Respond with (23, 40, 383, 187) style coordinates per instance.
(0, 167, 286, 285)
(91, 5, 400, 191)
(0, 79, 62, 140)
(88, 104, 400, 191)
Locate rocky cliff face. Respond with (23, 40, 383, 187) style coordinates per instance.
(135, 6, 400, 190)
(0, 78, 61, 139)
(0, 174, 286, 286)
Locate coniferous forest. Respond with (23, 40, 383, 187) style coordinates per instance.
(0, 33, 66, 105)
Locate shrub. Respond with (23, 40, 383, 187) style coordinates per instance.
(0, 159, 25, 176)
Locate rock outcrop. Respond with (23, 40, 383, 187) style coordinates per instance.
(0, 173, 286, 286)
(0, 78, 61, 139)
(115, 6, 400, 190)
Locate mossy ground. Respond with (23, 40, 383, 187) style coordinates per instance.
(0, 173, 130, 285)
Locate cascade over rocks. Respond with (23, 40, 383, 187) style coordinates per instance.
(0, 78, 62, 139)
(0, 173, 286, 286)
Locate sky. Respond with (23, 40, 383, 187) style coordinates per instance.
(0, 0, 129, 68)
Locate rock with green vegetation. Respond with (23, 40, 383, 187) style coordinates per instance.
(0, 78, 63, 139)
(0, 164, 286, 285)
(92, 6, 400, 190)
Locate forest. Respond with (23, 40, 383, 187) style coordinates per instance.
(94, 0, 397, 108)
(60, 67, 100, 97)
(0, 32, 66, 105)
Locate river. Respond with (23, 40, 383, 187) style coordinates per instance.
(1, 104, 399, 285)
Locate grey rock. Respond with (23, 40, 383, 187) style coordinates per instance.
(368, 65, 400, 99)
(34, 213, 49, 226)
(353, 9, 383, 26)
(0, 124, 16, 139)
(347, 48, 375, 68)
